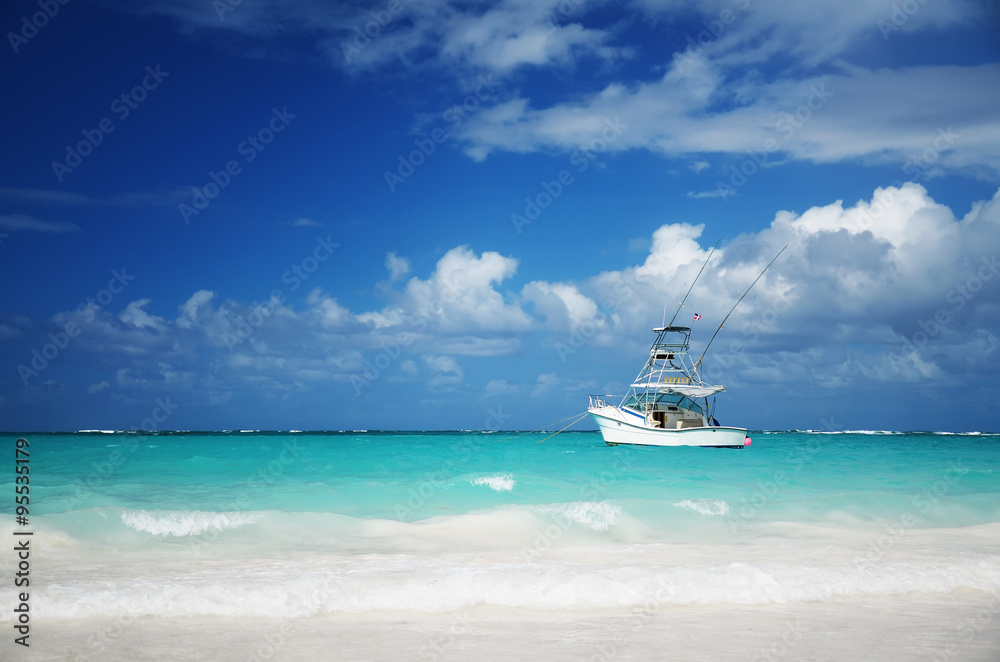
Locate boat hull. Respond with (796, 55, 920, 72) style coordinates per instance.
(589, 407, 748, 448)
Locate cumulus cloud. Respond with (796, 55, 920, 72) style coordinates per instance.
(16, 245, 534, 406)
(305, 289, 357, 331)
(359, 245, 532, 337)
(9, 184, 999, 426)
(531, 183, 1000, 390)
(522, 281, 602, 332)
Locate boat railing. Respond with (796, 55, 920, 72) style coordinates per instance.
(650, 344, 688, 354)
(588, 394, 615, 409)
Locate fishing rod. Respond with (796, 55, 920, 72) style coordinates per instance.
(665, 240, 720, 328)
(692, 244, 788, 371)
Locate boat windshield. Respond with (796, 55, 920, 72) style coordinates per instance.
(623, 393, 704, 416)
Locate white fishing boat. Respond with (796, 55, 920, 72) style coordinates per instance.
(587, 324, 750, 448)
(587, 244, 785, 449)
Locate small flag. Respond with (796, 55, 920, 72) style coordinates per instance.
(693, 313, 701, 320)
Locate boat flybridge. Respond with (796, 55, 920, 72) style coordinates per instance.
(588, 325, 751, 448)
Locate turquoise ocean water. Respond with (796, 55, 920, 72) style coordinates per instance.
(2, 430, 999, 623)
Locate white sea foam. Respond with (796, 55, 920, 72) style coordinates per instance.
(471, 474, 515, 492)
(8, 514, 1000, 622)
(799, 430, 901, 435)
(673, 499, 731, 517)
(15, 550, 1000, 620)
(932, 431, 989, 436)
(118, 509, 266, 537)
(532, 501, 622, 531)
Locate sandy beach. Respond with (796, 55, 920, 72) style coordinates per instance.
(30, 592, 1000, 661)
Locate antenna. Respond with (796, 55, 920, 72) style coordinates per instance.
(693, 244, 788, 370)
(666, 240, 719, 328)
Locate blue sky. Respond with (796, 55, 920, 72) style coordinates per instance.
(2, 0, 999, 432)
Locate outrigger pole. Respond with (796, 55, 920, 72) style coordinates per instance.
(666, 240, 720, 329)
(692, 245, 788, 371)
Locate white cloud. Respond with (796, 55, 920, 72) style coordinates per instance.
(0, 213, 81, 233)
(118, 1, 999, 179)
(385, 251, 411, 281)
(132, 0, 624, 75)
(634, 0, 978, 67)
(23, 245, 535, 407)
(119, 300, 167, 331)
(437, 0, 625, 73)
(0, 187, 97, 206)
(360, 245, 532, 337)
(305, 289, 356, 331)
(87, 381, 110, 394)
(548, 183, 1000, 389)
(0, 321, 24, 341)
(400, 359, 420, 378)
(176, 290, 216, 329)
(17, 184, 1000, 422)
(0, 187, 189, 208)
(485, 379, 519, 397)
(116, 368, 146, 389)
(531, 372, 596, 397)
(688, 188, 734, 199)
(424, 355, 464, 390)
(522, 281, 602, 331)
(452, 57, 1000, 176)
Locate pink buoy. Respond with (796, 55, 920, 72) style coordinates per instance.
(744, 437, 752, 446)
